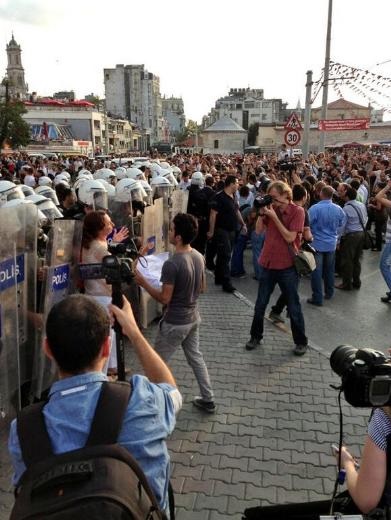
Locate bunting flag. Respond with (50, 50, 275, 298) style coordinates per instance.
(313, 59, 391, 113)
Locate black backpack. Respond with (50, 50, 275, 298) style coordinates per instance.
(11, 381, 168, 520)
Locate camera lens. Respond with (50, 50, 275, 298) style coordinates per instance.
(330, 345, 358, 376)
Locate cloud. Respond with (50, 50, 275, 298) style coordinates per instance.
(0, 0, 64, 26)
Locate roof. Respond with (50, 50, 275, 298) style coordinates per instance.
(203, 116, 246, 133)
(315, 98, 369, 111)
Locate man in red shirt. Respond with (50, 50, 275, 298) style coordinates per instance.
(245, 181, 308, 356)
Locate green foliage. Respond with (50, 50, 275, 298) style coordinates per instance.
(247, 122, 260, 146)
(176, 119, 201, 144)
(0, 101, 31, 149)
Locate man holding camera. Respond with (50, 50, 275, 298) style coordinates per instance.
(245, 181, 308, 356)
(8, 294, 181, 514)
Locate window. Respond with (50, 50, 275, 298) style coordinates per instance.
(214, 140, 219, 149)
(262, 114, 267, 121)
(244, 102, 254, 109)
(105, 73, 110, 80)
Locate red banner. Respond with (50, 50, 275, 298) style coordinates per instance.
(318, 119, 370, 131)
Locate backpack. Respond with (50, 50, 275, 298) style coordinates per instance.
(11, 381, 168, 520)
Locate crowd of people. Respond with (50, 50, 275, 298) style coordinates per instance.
(2, 144, 391, 517)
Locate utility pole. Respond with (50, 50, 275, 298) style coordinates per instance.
(302, 70, 313, 160)
(319, 0, 333, 153)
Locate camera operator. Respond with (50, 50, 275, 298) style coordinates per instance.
(245, 181, 308, 356)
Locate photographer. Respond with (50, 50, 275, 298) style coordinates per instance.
(245, 181, 308, 356)
(8, 294, 181, 515)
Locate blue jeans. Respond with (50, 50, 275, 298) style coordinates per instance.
(380, 242, 391, 292)
(310, 251, 335, 304)
(250, 266, 307, 346)
(251, 231, 265, 281)
(231, 232, 248, 276)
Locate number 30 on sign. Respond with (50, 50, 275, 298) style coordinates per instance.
(284, 129, 301, 146)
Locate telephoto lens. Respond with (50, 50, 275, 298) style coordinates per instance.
(330, 345, 358, 376)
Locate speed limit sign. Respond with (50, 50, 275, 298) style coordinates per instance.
(284, 129, 301, 147)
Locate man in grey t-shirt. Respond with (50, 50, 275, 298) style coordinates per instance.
(135, 213, 215, 413)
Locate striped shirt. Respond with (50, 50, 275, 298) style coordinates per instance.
(368, 408, 391, 451)
(386, 217, 391, 244)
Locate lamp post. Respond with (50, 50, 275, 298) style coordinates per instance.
(319, 0, 333, 153)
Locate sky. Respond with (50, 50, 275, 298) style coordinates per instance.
(1, 0, 391, 123)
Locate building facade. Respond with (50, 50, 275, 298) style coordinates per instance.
(201, 116, 247, 154)
(162, 95, 186, 139)
(21, 102, 142, 155)
(1, 34, 28, 100)
(104, 64, 165, 145)
(202, 88, 287, 130)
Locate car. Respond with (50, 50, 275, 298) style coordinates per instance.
(292, 148, 302, 156)
(28, 153, 47, 160)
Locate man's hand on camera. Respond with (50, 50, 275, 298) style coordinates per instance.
(263, 204, 277, 220)
(109, 296, 138, 339)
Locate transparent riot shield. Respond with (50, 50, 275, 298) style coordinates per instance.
(0, 204, 38, 426)
(141, 198, 165, 255)
(31, 219, 83, 400)
(171, 189, 189, 218)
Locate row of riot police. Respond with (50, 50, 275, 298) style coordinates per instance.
(0, 158, 190, 427)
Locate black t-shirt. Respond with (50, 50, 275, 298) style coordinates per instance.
(210, 190, 238, 232)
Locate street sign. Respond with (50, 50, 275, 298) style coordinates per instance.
(284, 129, 301, 147)
(284, 112, 303, 130)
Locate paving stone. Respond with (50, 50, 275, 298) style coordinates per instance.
(176, 509, 209, 520)
(183, 478, 215, 495)
(214, 480, 246, 499)
(194, 494, 228, 513)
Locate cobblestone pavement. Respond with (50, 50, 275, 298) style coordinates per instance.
(0, 274, 370, 519)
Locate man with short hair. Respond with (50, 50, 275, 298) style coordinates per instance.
(336, 186, 368, 290)
(9, 294, 181, 513)
(136, 213, 215, 413)
(245, 181, 308, 356)
(207, 175, 247, 293)
(307, 185, 346, 305)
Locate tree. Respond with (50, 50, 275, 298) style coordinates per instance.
(0, 101, 31, 149)
(247, 122, 260, 146)
(176, 119, 201, 144)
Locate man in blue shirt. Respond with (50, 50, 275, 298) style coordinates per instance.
(8, 294, 182, 514)
(336, 185, 368, 290)
(308, 186, 346, 305)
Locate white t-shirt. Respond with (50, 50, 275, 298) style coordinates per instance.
(24, 174, 36, 187)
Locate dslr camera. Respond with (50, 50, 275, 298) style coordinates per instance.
(254, 194, 273, 210)
(330, 345, 391, 407)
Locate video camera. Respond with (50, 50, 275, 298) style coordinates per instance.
(330, 345, 391, 407)
(277, 159, 297, 173)
(79, 240, 140, 285)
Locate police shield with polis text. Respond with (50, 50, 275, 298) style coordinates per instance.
(31, 219, 83, 400)
(0, 203, 38, 422)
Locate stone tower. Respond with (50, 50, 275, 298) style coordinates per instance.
(6, 34, 28, 99)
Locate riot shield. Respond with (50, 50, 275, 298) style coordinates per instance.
(0, 204, 38, 427)
(109, 200, 143, 239)
(31, 219, 83, 400)
(171, 189, 189, 218)
(141, 198, 165, 255)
